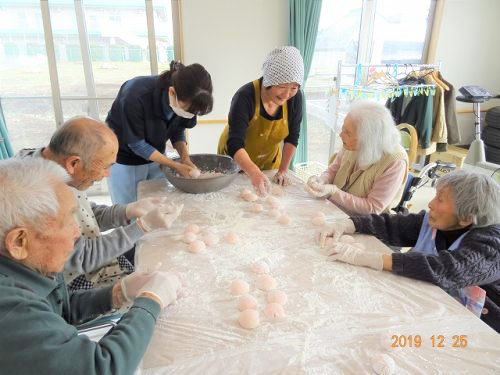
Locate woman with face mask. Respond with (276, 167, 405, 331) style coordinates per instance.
(217, 46, 304, 196)
(106, 61, 213, 204)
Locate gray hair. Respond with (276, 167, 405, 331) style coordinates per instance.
(436, 169, 500, 227)
(48, 116, 113, 168)
(349, 101, 401, 168)
(0, 158, 70, 253)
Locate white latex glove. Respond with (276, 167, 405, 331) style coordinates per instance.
(120, 262, 163, 302)
(318, 218, 355, 247)
(250, 171, 271, 197)
(138, 203, 184, 232)
(138, 271, 182, 309)
(126, 196, 171, 219)
(307, 174, 329, 188)
(328, 242, 383, 271)
(272, 170, 291, 186)
(306, 183, 338, 199)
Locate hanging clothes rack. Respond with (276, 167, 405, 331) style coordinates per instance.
(328, 60, 442, 160)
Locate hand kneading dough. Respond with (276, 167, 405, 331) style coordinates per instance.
(264, 303, 285, 321)
(278, 214, 290, 225)
(249, 203, 264, 213)
(372, 354, 396, 375)
(339, 235, 355, 244)
(312, 216, 326, 226)
(266, 290, 288, 305)
(189, 169, 201, 178)
(185, 224, 200, 234)
(238, 309, 260, 329)
(203, 233, 219, 246)
(182, 232, 197, 244)
(189, 240, 206, 253)
(256, 275, 277, 291)
(225, 231, 240, 245)
(238, 295, 258, 311)
(251, 260, 270, 274)
(231, 280, 250, 295)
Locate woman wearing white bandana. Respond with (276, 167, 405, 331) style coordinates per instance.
(218, 46, 304, 195)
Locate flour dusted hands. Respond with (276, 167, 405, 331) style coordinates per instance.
(126, 197, 171, 219)
(120, 262, 163, 302)
(306, 174, 329, 188)
(306, 183, 338, 199)
(328, 242, 383, 271)
(138, 203, 184, 232)
(272, 170, 291, 186)
(318, 218, 355, 247)
(250, 170, 271, 197)
(138, 272, 182, 309)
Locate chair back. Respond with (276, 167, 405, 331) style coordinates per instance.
(397, 123, 418, 170)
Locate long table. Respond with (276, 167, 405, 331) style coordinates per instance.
(135, 172, 500, 374)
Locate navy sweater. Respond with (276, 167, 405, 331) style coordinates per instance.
(351, 211, 500, 333)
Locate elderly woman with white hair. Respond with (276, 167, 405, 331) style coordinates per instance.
(218, 46, 304, 195)
(307, 100, 408, 215)
(319, 170, 500, 333)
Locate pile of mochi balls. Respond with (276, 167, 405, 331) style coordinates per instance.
(240, 187, 291, 225)
(181, 224, 240, 253)
(231, 260, 288, 329)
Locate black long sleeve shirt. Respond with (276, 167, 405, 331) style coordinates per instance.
(226, 77, 303, 157)
(351, 211, 500, 333)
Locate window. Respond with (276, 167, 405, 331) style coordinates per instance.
(0, 0, 177, 154)
(305, 0, 434, 164)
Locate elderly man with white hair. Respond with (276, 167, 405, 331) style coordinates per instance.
(320, 170, 500, 333)
(0, 158, 182, 374)
(17, 116, 183, 291)
(307, 100, 408, 215)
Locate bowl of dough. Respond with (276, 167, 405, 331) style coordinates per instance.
(160, 154, 240, 194)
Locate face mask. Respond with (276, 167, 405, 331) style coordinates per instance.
(169, 92, 195, 119)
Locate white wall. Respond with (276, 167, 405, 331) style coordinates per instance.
(180, 0, 288, 153)
(433, 0, 500, 144)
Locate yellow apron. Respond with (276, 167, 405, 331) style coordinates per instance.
(217, 79, 289, 170)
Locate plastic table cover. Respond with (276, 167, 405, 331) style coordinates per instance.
(134, 172, 500, 375)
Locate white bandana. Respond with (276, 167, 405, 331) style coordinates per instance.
(262, 46, 304, 87)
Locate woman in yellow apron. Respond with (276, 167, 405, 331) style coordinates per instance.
(218, 46, 304, 195)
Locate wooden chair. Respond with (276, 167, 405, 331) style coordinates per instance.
(397, 123, 418, 170)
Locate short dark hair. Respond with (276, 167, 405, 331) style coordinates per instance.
(158, 61, 213, 116)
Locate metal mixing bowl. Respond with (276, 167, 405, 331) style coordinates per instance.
(160, 154, 240, 194)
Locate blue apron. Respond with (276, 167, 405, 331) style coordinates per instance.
(412, 212, 486, 316)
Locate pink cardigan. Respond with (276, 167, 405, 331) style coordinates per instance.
(321, 149, 407, 215)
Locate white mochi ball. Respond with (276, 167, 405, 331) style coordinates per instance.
(182, 232, 197, 244)
(238, 294, 258, 311)
(225, 231, 240, 245)
(312, 216, 326, 226)
(264, 303, 285, 321)
(266, 290, 288, 305)
(231, 280, 250, 295)
(243, 192, 259, 202)
(271, 185, 284, 196)
(251, 260, 270, 274)
(238, 309, 260, 329)
(372, 354, 396, 375)
(278, 214, 290, 225)
(188, 240, 206, 254)
(203, 233, 219, 247)
(256, 275, 277, 291)
(249, 203, 264, 213)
